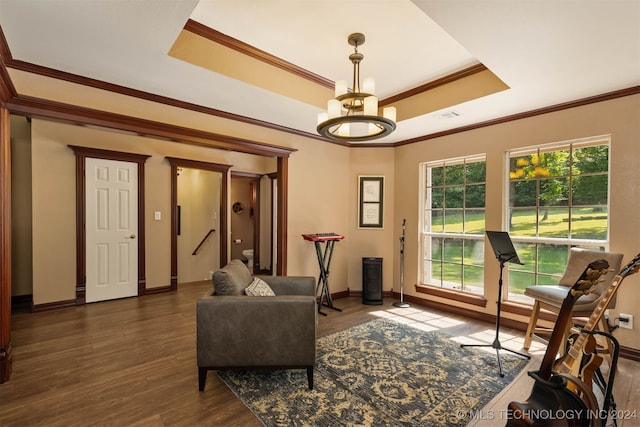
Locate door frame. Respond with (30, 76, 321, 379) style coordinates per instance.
(267, 171, 277, 274)
(70, 145, 150, 304)
(230, 171, 262, 273)
(166, 157, 230, 289)
(1, 107, 12, 383)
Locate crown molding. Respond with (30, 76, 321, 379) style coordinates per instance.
(379, 63, 488, 107)
(6, 95, 297, 157)
(4, 57, 328, 143)
(395, 86, 640, 146)
(184, 19, 334, 90)
(0, 26, 16, 105)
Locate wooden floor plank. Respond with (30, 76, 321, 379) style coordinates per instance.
(1, 281, 637, 426)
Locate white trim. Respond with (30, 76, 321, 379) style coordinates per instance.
(419, 155, 487, 293)
(504, 136, 611, 294)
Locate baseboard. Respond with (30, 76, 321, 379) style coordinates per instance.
(30, 286, 178, 310)
(332, 290, 350, 299)
(144, 285, 174, 295)
(346, 289, 395, 299)
(620, 345, 640, 362)
(31, 299, 77, 312)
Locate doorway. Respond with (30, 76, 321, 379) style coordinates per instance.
(231, 172, 278, 275)
(230, 173, 276, 275)
(230, 174, 258, 273)
(167, 157, 230, 289)
(176, 167, 222, 283)
(70, 145, 150, 304)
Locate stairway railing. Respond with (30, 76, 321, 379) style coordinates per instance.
(192, 229, 215, 255)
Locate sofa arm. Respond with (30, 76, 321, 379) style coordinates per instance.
(259, 276, 315, 296)
(196, 295, 317, 368)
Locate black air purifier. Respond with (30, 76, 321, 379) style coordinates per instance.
(362, 257, 383, 305)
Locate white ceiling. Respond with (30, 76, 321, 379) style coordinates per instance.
(1, 0, 639, 144)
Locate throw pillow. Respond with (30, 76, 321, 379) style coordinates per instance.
(245, 277, 276, 296)
(213, 259, 253, 295)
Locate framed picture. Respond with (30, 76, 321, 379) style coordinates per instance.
(358, 176, 384, 228)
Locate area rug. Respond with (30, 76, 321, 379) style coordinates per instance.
(218, 318, 528, 426)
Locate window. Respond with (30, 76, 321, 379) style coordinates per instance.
(506, 137, 610, 302)
(421, 156, 486, 294)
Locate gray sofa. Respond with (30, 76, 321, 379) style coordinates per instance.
(197, 260, 317, 390)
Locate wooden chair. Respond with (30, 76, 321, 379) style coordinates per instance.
(522, 248, 623, 359)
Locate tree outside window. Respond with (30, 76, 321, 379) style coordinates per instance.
(507, 139, 610, 302)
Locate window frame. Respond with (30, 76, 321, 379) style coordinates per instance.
(419, 154, 487, 295)
(504, 136, 611, 302)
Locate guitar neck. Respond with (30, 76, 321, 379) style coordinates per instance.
(570, 252, 640, 338)
(586, 275, 622, 331)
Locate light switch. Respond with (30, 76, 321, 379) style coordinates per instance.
(154, 211, 161, 220)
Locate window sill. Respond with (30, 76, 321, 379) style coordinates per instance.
(416, 285, 488, 308)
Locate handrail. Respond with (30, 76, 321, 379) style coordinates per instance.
(192, 229, 215, 255)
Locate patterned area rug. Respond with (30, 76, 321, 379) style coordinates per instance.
(218, 318, 528, 426)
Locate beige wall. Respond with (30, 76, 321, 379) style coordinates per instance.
(283, 141, 396, 296)
(347, 148, 396, 294)
(14, 93, 640, 350)
(10, 115, 32, 296)
(29, 120, 274, 304)
(393, 94, 640, 349)
(284, 137, 350, 287)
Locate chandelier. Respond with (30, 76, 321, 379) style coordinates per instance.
(317, 33, 396, 142)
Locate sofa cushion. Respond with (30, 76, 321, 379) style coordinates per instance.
(245, 277, 276, 296)
(213, 260, 253, 295)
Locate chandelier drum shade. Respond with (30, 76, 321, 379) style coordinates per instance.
(317, 33, 396, 142)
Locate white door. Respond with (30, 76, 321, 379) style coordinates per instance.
(85, 157, 138, 303)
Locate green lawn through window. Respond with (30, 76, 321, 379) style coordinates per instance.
(428, 207, 607, 295)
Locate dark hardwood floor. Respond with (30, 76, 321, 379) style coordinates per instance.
(1, 281, 638, 426)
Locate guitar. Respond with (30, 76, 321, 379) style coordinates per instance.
(507, 259, 610, 427)
(555, 252, 640, 392)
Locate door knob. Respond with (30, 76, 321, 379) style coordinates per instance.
(129, 234, 136, 239)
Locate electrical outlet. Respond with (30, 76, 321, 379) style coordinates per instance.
(619, 313, 633, 329)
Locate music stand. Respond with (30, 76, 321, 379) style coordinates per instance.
(461, 231, 530, 377)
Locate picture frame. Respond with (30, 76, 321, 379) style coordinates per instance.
(358, 176, 384, 228)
